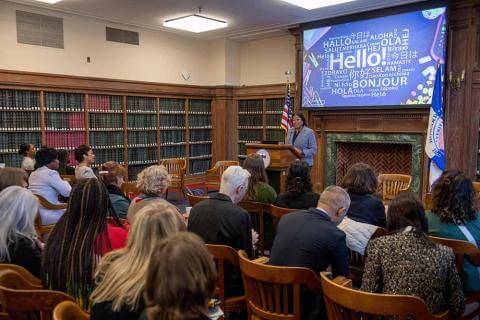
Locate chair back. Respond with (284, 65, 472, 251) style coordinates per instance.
(206, 245, 243, 312)
(205, 161, 239, 191)
(121, 182, 140, 199)
(35, 195, 68, 211)
(0, 269, 74, 320)
(378, 174, 412, 203)
(320, 272, 450, 320)
(238, 201, 271, 254)
(0, 264, 41, 288)
(53, 301, 89, 320)
(161, 159, 186, 177)
(60, 175, 77, 185)
(269, 205, 297, 230)
(429, 236, 480, 271)
(348, 227, 387, 287)
(34, 195, 66, 236)
(424, 193, 434, 211)
(238, 250, 322, 320)
(187, 194, 208, 206)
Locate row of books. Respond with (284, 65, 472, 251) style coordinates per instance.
(189, 144, 212, 157)
(239, 129, 264, 142)
(128, 131, 157, 146)
(0, 90, 39, 110)
(0, 154, 24, 168)
(160, 114, 185, 127)
(89, 113, 123, 129)
(160, 145, 186, 159)
(189, 114, 211, 127)
(127, 114, 157, 129)
(189, 158, 212, 174)
(238, 100, 263, 113)
(90, 132, 124, 147)
(89, 95, 122, 112)
(189, 129, 211, 142)
(161, 130, 185, 144)
(0, 111, 40, 130)
(45, 132, 85, 150)
(265, 98, 286, 112)
(128, 148, 157, 163)
(266, 114, 283, 127)
(94, 148, 125, 166)
(266, 129, 286, 142)
(159, 98, 185, 112)
(238, 143, 248, 156)
(45, 113, 85, 130)
(128, 164, 149, 182)
(238, 114, 263, 127)
(189, 100, 211, 113)
(126, 96, 156, 113)
(45, 92, 84, 111)
(0, 133, 41, 153)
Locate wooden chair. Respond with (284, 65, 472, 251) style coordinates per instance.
(187, 194, 208, 206)
(0, 264, 41, 288)
(424, 192, 434, 211)
(238, 201, 271, 255)
(204, 161, 239, 192)
(238, 250, 323, 320)
(60, 175, 77, 185)
(429, 236, 480, 320)
(53, 301, 89, 320)
(348, 227, 387, 288)
(120, 182, 140, 200)
(34, 194, 67, 237)
(161, 159, 187, 201)
(378, 174, 412, 205)
(206, 245, 246, 315)
(0, 269, 74, 320)
(320, 272, 450, 320)
(269, 205, 297, 230)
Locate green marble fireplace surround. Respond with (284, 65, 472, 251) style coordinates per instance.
(325, 133, 423, 195)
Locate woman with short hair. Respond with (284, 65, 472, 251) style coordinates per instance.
(0, 186, 42, 277)
(341, 162, 386, 228)
(74, 144, 96, 179)
(0, 167, 28, 192)
(100, 161, 130, 219)
(42, 178, 127, 309)
(90, 199, 186, 320)
(18, 143, 36, 171)
(142, 232, 216, 320)
(427, 170, 480, 292)
(361, 192, 465, 317)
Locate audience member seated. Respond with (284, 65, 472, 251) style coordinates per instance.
(361, 192, 465, 317)
(0, 186, 42, 277)
(275, 159, 319, 209)
(90, 199, 186, 320)
(28, 147, 71, 225)
(188, 166, 253, 298)
(18, 143, 36, 171)
(57, 149, 76, 175)
(127, 165, 171, 223)
(74, 144, 96, 179)
(427, 170, 480, 292)
(140, 232, 216, 320)
(242, 153, 277, 203)
(269, 185, 350, 276)
(341, 163, 386, 228)
(0, 167, 28, 191)
(42, 178, 128, 309)
(100, 161, 131, 219)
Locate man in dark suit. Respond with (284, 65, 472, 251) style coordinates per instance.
(188, 165, 254, 298)
(269, 185, 350, 319)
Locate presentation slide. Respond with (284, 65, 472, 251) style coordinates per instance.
(302, 7, 447, 108)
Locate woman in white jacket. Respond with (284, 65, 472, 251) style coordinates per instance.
(28, 147, 71, 225)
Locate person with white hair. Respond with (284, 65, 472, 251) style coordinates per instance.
(0, 186, 42, 277)
(188, 165, 253, 298)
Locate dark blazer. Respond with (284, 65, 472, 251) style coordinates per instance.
(3, 235, 42, 278)
(91, 299, 144, 320)
(275, 191, 320, 210)
(346, 193, 386, 228)
(188, 192, 253, 297)
(269, 208, 349, 277)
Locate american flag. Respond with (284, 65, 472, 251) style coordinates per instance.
(281, 83, 293, 132)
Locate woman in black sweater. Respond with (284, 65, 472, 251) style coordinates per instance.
(341, 163, 386, 228)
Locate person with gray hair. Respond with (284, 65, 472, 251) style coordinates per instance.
(269, 185, 351, 319)
(0, 186, 42, 277)
(188, 166, 253, 299)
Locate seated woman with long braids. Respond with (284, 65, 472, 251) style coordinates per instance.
(90, 199, 186, 320)
(42, 178, 128, 309)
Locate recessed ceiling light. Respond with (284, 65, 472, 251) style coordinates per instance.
(32, 0, 63, 3)
(163, 14, 227, 33)
(279, 0, 356, 10)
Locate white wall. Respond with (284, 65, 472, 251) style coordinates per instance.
(0, 1, 296, 87)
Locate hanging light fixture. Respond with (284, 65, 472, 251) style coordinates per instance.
(278, 0, 356, 10)
(163, 7, 227, 33)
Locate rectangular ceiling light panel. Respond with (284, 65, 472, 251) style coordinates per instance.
(279, 0, 356, 10)
(163, 14, 227, 33)
(32, 0, 63, 4)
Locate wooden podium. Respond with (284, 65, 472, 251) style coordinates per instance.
(245, 143, 301, 193)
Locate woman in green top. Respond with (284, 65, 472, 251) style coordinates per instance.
(426, 170, 480, 292)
